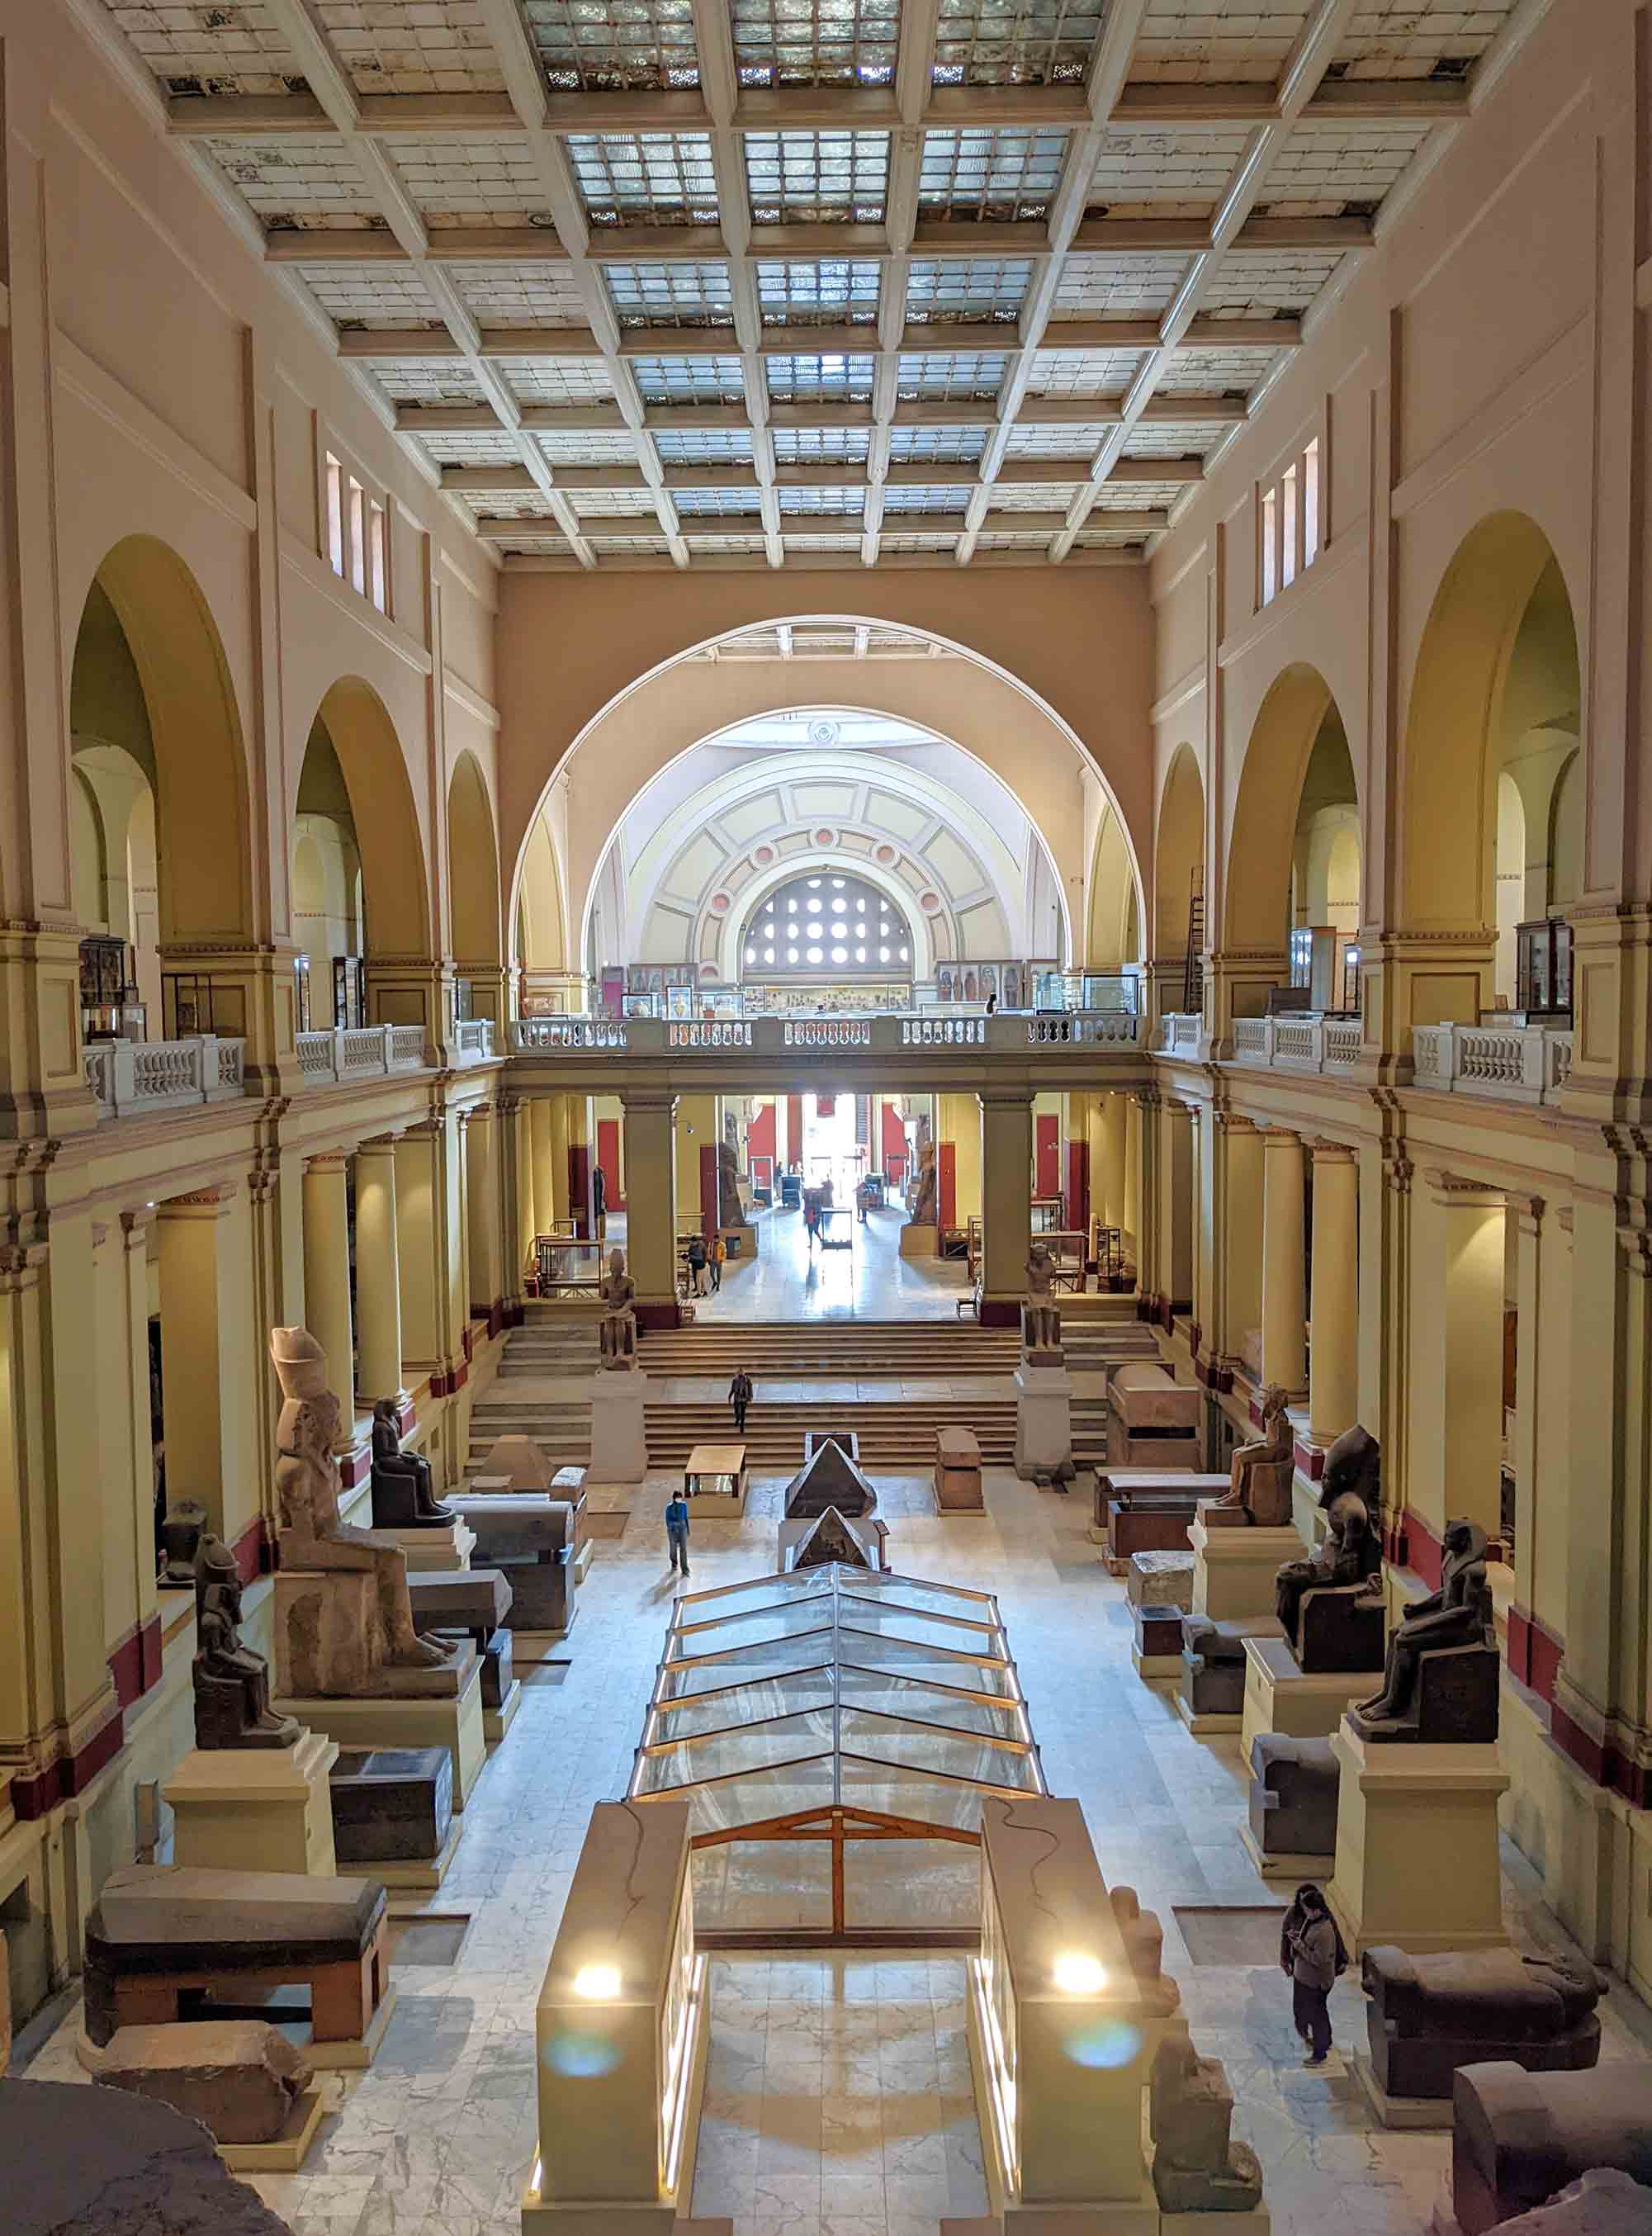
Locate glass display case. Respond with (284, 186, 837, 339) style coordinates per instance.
(1516, 917, 1573, 1015)
(291, 952, 312, 1034)
(333, 954, 366, 1030)
(78, 935, 146, 1041)
(683, 1442, 748, 1514)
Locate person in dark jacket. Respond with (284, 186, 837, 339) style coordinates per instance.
(686, 1233, 708, 1296)
(665, 1490, 690, 1577)
(1281, 1883, 1340, 2065)
(729, 1369, 752, 1435)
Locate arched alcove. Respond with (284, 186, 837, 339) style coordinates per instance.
(1224, 666, 1357, 959)
(1154, 746, 1205, 962)
(447, 752, 504, 1023)
(295, 679, 431, 966)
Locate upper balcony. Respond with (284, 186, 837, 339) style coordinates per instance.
(1153, 1011, 1574, 1108)
(83, 1020, 496, 1121)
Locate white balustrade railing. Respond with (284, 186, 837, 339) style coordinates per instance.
(296, 1025, 428, 1083)
(902, 1016, 987, 1047)
(1228, 1016, 1363, 1075)
(1408, 1021, 1573, 1106)
(512, 1017, 629, 1051)
(1025, 1012, 1139, 1046)
(507, 1010, 1139, 1059)
(454, 1018, 495, 1060)
(670, 1021, 754, 1049)
(786, 1018, 869, 1047)
(83, 1034, 247, 1119)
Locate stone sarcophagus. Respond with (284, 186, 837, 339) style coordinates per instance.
(1362, 1946, 1602, 2105)
(1451, 2063, 1652, 2236)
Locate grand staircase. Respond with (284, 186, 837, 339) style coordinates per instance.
(503, 1310, 1023, 1380)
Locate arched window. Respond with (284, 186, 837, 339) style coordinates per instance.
(739, 872, 914, 977)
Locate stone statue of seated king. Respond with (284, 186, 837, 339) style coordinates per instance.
(1350, 1515, 1499, 1744)
(369, 1399, 453, 1529)
(192, 1533, 301, 1750)
(599, 1248, 637, 1370)
(1205, 1382, 1293, 1527)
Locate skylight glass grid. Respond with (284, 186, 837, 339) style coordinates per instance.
(535, 428, 644, 462)
(1074, 525, 1150, 548)
(879, 531, 963, 552)
(974, 528, 1053, 550)
(525, 0, 700, 91)
(472, 489, 567, 518)
(1155, 344, 1283, 392)
(765, 353, 878, 402)
(1120, 420, 1230, 457)
(743, 131, 892, 223)
(779, 486, 868, 514)
(497, 533, 575, 554)
(758, 260, 883, 325)
(503, 360, 618, 403)
(202, 137, 377, 228)
(1087, 127, 1250, 217)
(654, 428, 758, 462)
(115, 1, 301, 96)
(896, 350, 1007, 401)
(313, 2, 504, 95)
(589, 534, 676, 553)
(1132, 0, 1309, 84)
(881, 486, 968, 513)
(1026, 346, 1143, 396)
(1200, 250, 1345, 318)
(988, 479, 1082, 507)
(905, 256, 1032, 322)
(931, 0, 1105, 87)
(415, 428, 528, 465)
(390, 136, 551, 226)
(772, 426, 873, 462)
(731, 0, 901, 86)
(296, 264, 445, 328)
(1006, 422, 1110, 456)
(365, 360, 481, 405)
(918, 128, 1069, 221)
(1335, 0, 1518, 81)
(447, 263, 590, 324)
(631, 353, 748, 402)
(567, 133, 719, 225)
(674, 488, 767, 515)
(1053, 252, 1190, 316)
(604, 261, 735, 326)
(1264, 122, 1432, 212)
(887, 425, 988, 461)
(567, 486, 662, 516)
(685, 532, 771, 554)
(1090, 481, 1181, 508)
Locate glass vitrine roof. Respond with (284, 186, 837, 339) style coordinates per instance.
(629, 1565, 1044, 1840)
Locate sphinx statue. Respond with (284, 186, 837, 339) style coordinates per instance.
(369, 1399, 453, 1529)
(598, 1247, 637, 1369)
(1020, 1240, 1065, 1361)
(1351, 1515, 1498, 1743)
(906, 1139, 937, 1227)
(192, 1534, 301, 1750)
(1208, 1383, 1294, 1527)
(271, 1326, 451, 1694)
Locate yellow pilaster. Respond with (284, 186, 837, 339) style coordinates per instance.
(675, 1092, 715, 1225)
(1408, 1172, 1505, 1547)
(300, 1157, 356, 1446)
(395, 1121, 457, 1390)
(528, 1096, 556, 1238)
(117, 1210, 159, 1672)
(466, 1102, 504, 1319)
(1531, 1206, 1573, 1646)
(160, 1182, 261, 1537)
(1157, 1099, 1193, 1316)
(1124, 1090, 1147, 1267)
(92, 1222, 140, 1691)
(1259, 1128, 1307, 1394)
(1100, 1092, 1127, 1232)
(1307, 1139, 1360, 1444)
(354, 1137, 407, 1410)
(548, 1092, 571, 1223)
(1214, 1113, 1262, 1371)
(940, 1091, 981, 1224)
(979, 1088, 1032, 1323)
(622, 1090, 679, 1320)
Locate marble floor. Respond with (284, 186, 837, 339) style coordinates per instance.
(696, 1205, 969, 1321)
(21, 1465, 1652, 2236)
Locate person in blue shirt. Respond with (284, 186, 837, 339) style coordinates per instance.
(665, 1490, 690, 1576)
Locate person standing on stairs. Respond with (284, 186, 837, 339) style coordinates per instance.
(729, 1367, 752, 1437)
(665, 1487, 691, 1579)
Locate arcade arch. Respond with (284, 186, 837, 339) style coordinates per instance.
(447, 751, 504, 1021)
(1154, 746, 1205, 966)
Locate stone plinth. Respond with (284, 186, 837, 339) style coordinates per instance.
(278, 1651, 485, 1812)
(899, 1222, 938, 1257)
(589, 1369, 649, 1485)
(1240, 1635, 1385, 1760)
(273, 1575, 477, 1700)
(376, 1518, 476, 1573)
(163, 1731, 338, 1878)
(1014, 1361, 1075, 1485)
(1326, 1721, 1511, 1958)
(1190, 1515, 1304, 1621)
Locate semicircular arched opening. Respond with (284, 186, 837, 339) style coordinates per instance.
(447, 751, 503, 1025)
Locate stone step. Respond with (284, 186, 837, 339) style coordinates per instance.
(467, 1396, 1020, 1469)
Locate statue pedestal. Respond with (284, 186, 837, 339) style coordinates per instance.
(1240, 1636, 1385, 1760)
(898, 1222, 937, 1257)
(163, 1731, 339, 1878)
(1325, 1722, 1510, 1958)
(376, 1518, 476, 1573)
(589, 1369, 648, 1485)
(1014, 1362, 1074, 1484)
(1190, 1516, 1304, 1620)
(277, 1653, 486, 1812)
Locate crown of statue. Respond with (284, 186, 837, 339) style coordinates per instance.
(196, 1533, 239, 1583)
(270, 1324, 330, 1400)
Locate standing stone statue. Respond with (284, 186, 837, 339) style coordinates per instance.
(717, 1132, 748, 1232)
(598, 1246, 637, 1369)
(1351, 1515, 1498, 1742)
(369, 1399, 453, 1528)
(906, 1139, 937, 1227)
(1209, 1384, 1294, 1526)
(1020, 1240, 1065, 1360)
(192, 1535, 301, 1750)
(271, 1326, 450, 1689)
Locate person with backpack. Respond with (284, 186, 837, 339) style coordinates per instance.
(686, 1231, 708, 1296)
(1280, 1882, 1344, 2066)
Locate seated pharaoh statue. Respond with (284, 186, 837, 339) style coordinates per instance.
(369, 1398, 453, 1528)
(1020, 1240, 1065, 1362)
(598, 1247, 637, 1369)
(192, 1533, 301, 1750)
(1350, 1514, 1499, 1744)
(1207, 1383, 1293, 1527)
(1273, 1494, 1384, 1663)
(270, 1326, 455, 1696)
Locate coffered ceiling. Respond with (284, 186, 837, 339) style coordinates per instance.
(85, 0, 1537, 571)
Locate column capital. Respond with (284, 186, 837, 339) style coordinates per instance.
(119, 1206, 154, 1245)
(1257, 1124, 1303, 1147)
(1508, 1191, 1545, 1231)
(0, 1239, 48, 1289)
(1423, 1167, 1505, 1207)
(245, 1161, 278, 1206)
(1383, 1153, 1414, 1196)
(977, 1085, 1034, 1109)
(1306, 1136, 1357, 1164)
(304, 1151, 352, 1175)
(356, 1131, 402, 1154)
(1210, 1109, 1259, 1135)
(620, 1089, 679, 1116)
(157, 1182, 239, 1215)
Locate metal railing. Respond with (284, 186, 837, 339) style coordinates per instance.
(1410, 1022, 1573, 1106)
(83, 1034, 246, 1119)
(296, 1024, 428, 1083)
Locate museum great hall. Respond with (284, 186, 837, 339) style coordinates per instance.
(2, 2, 1652, 2233)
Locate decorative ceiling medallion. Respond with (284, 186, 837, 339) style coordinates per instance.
(812, 826, 835, 846)
(920, 890, 942, 913)
(708, 892, 731, 915)
(808, 718, 840, 746)
(873, 843, 898, 866)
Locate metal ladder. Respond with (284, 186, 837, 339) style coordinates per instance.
(1181, 878, 1205, 1014)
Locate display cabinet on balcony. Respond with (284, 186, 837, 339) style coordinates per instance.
(79, 935, 146, 1042)
(1515, 917, 1573, 1016)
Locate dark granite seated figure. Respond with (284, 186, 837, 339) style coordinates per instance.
(369, 1398, 453, 1528)
(192, 1534, 301, 1751)
(1320, 1420, 1382, 1523)
(1180, 1615, 1253, 1719)
(1247, 1733, 1339, 1860)
(1451, 2061, 1652, 2236)
(1149, 2032, 1265, 2215)
(159, 1497, 208, 1586)
(1362, 1945, 1602, 2104)
(1294, 1579, 1386, 1674)
(1351, 1515, 1499, 1743)
(1275, 1490, 1383, 1655)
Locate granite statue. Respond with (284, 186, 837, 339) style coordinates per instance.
(192, 1534, 301, 1751)
(906, 1138, 937, 1226)
(96, 2019, 313, 2147)
(1209, 1383, 1294, 1527)
(159, 1497, 208, 1586)
(1273, 1493, 1384, 1668)
(1020, 1240, 1065, 1360)
(1320, 1420, 1382, 1528)
(1451, 2063, 1652, 2236)
(1148, 2032, 1266, 2215)
(1247, 1733, 1339, 1862)
(271, 1325, 451, 1692)
(1361, 1945, 1602, 2104)
(598, 1246, 637, 1369)
(369, 1398, 453, 1528)
(1351, 1514, 1498, 1743)
(717, 1134, 749, 1230)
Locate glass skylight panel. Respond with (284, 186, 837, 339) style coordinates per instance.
(1054, 252, 1190, 318)
(743, 131, 891, 224)
(390, 136, 549, 227)
(686, 532, 770, 555)
(988, 481, 1073, 509)
(447, 263, 589, 325)
(504, 360, 617, 404)
(931, 0, 1105, 86)
(1006, 421, 1110, 456)
(765, 353, 878, 402)
(887, 425, 987, 462)
(674, 488, 766, 516)
(567, 133, 718, 226)
(905, 256, 1031, 323)
(365, 361, 481, 406)
(1200, 251, 1344, 319)
(1265, 121, 1431, 212)
(732, 0, 901, 86)
(1087, 127, 1249, 218)
(779, 486, 868, 514)
(589, 533, 675, 554)
(772, 426, 873, 462)
(414, 428, 527, 465)
(568, 486, 660, 517)
(917, 128, 1068, 222)
(882, 486, 967, 513)
(631, 354, 748, 403)
(895, 351, 1006, 401)
(535, 428, 643, 462)
(1027, 346, 1143, 396)
(297, 264, 445, 328)
(604, 260, 735, 328)
(525, 0, 700, 91)
(1156, 346, 1281, 393)
(1121, 421, 1226, 457)
(653, 428, 757, 462)
(1334, 0, 1518, 80)
(1132, 0, 1309, 84)
(119, 1, 302, 96)
(202, 137, 376, 228)
(758, 260, 882, 325)
(879, 530, 960, 552)
(314, 2, 504, 95)
(974, 529, 1052, 552)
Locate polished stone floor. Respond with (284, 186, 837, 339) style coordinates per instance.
(696, 1204, 969, 1321)
(21, 1464, 1652, 2236)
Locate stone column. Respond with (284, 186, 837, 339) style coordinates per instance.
(1099, 1092, 1127, 1233)
(978, 1088, 1033, 1327)
(1259, 1129, 1307, 1394)
(301, 1157, 356, 1445)
(566, 1092, 592, 1236)
(1408, 1171, 1505, 1551)
(1127, 1088, 1153, 1302)
(353, 1136, 407, 1417)
(1157, 1099, 1194, 1319)
(1214, 1113, 1262, 1374)
(1509, 1196, 1570, 1694)
(466, 1101, 504, 1328)
(1308, 1139, 1360, 1444)
(622, 1090, 679, 1326)
(395, 1121, 457, 1390)
(548, 1093, 571, 1224)
(528, 1096, 556, 1238)
(158, 1182, 256, 1525)
(117, 1210, 160, 1689)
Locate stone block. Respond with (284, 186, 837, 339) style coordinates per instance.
(163, 1730, 338, 1878)
(1452, 2063, 1652, 2236)
(329, 1745, 454, 1866)
(1127, 1550, 1195, 1608)
(1326, 1724, 1510, 1958)
(1296, 1583, 1387, 1675)
(279, 1655, 486, 1813)
(1245, 1734, 1338, 1871)
(1240, 1634, 1385, 1760)
(96, 2019, 311, 2146)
